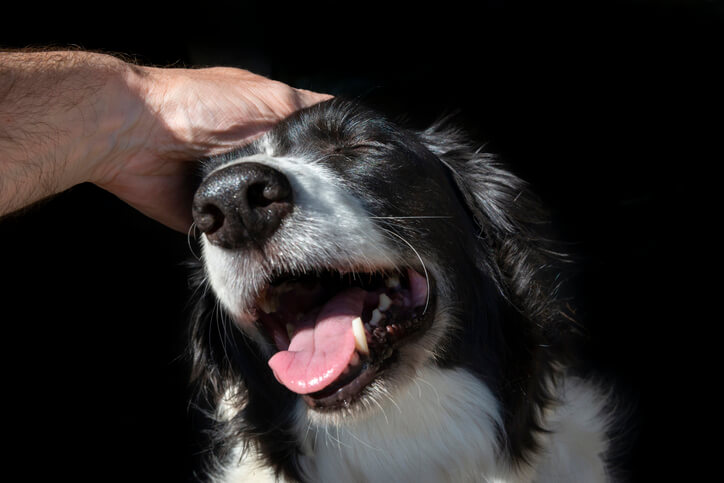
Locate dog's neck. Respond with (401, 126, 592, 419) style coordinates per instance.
(295, 366, 503, 482)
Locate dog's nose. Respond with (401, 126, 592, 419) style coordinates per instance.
(192, 162, 293, 248)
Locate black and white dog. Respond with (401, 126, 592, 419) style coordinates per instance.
(189, 98, 616, 482)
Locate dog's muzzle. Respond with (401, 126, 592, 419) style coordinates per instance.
(192, 162, 294, 249)
(191, 157, 434, 409)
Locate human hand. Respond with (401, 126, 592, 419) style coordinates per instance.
(91, 65, 331, 233)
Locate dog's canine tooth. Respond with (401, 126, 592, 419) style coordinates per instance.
(258, 293, 278, 314)
(286, 323, 295, 340)
(378, 293, 392, 311)
(352, 316, 369, 355)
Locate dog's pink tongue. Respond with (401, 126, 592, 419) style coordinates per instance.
(268, 288, 364, 394)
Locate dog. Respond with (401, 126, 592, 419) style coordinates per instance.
(188, 98, 617, 482)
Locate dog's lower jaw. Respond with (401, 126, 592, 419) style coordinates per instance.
(219, 367, 612, 483)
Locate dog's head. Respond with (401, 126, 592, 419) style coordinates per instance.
(189, 98, 569, 474)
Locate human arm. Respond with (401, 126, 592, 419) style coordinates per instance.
(0, 50, 330, 232)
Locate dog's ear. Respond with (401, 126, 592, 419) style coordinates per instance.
(419, 123, 577, 450)
(419, 122, 547, 244)
(417, 122, 567, 325)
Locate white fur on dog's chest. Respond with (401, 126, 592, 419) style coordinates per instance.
(297, 366, 503, 483)
(221, 367, 612, 483)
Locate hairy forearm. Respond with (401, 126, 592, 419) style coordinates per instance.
(0, 50, 146, 216)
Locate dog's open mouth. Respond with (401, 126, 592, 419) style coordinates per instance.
(254, 267, 432, 409)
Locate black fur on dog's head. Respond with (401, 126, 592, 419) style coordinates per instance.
(188, 98, 575, 480)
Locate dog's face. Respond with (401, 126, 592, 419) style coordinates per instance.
(191, 99, 494, 417)
(189, 99, 582, 480)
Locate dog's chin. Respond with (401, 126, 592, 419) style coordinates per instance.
(241, 264, 436, 412)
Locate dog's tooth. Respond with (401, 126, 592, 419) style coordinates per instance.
(258, 288, 281, 314)
(385, 276, 400, 289)
(352, 317, 369, 355)
(378, 293, 392, 312)
(369, 309, 383, 327)
(286, 323, 295, 340)
(258, 294, 275, 314)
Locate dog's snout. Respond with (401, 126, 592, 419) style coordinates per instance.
(192, 162, 293, 248)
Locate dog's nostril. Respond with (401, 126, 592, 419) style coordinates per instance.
(247, 181, 292, 209)
(248, 183, 271, 209)
(193, 203, 224, 235)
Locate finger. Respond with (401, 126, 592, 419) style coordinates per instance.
(293, 88, 334, 109)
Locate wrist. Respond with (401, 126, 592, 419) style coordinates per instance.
(75, 55, 156, 187)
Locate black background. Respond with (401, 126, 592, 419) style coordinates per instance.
(2, 1, 720, 481)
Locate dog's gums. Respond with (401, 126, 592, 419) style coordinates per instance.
(256, 267, 431, 408)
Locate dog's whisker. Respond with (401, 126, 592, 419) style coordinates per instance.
(377, 386, 403, 414)
(187, 221, 202, 261)
(378, 226, 431, 315)
(412, 378, 423, 399)
(369, 395, 390, 426)
(335, 425, 351, 457)
(415, 376, 443, 408)
(323, 424, 332, 449)
(343, 427, 382, 452)
(302, 420, 314, 449)
(313, 424, 321, 452)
